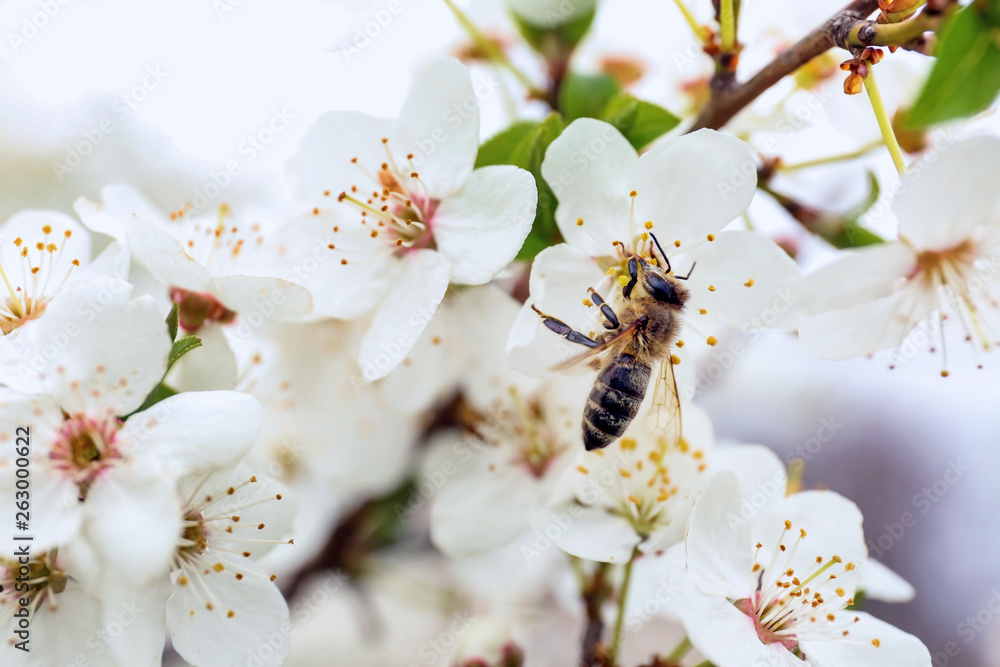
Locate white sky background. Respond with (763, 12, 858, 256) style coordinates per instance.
(2, 1, 1000, 665)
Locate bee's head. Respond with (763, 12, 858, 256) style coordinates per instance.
(642, 263, 688, 307)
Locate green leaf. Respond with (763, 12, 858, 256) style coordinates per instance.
(511, 5, 596, 53)
(169, 335, 202, 370)
(907, 5, 1000, 128)
(825, 171, 885, 248)
(129, 383, 178, 416)
(558, 72, 620, 121)
(600, 93, 681, 150)
(166, 302, 179, 342)
(476, 114, 566, 260)
(476, 122, 540, 169)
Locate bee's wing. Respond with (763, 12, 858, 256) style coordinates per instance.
(647, 351, 682, 446)
(549, 318, 645, 374)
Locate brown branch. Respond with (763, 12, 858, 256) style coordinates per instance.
(688, 0, 880, 132)
(580, 562, 611, 666)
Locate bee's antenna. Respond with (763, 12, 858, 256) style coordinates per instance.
(675, 261, 697, 281)
(648, 233, 672, 273)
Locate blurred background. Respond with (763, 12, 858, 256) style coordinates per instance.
(2, 0, 998, 664)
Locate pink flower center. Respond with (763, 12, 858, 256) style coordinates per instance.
(735, 594, 802, 653)
(49, 416, 121, 496)
(170, 287, 237, 332)
(325, 138, 441, 261)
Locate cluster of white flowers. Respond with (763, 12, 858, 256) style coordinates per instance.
(3, 0, 998, 663)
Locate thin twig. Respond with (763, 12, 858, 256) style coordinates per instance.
(688, 0, 879, 131)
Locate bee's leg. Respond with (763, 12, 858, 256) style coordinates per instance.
(622, 257, 639, 300)
(531, 305, 600, 348)
(587, 289, 619, 330)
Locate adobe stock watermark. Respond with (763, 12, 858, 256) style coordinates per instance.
(51, 66, 168, 181)
(336, 0, 404, 63)
(186, 107, 295, 214)
(867, 458, 970, 561)
(7, 0, 75, 53)
(932, 587, 1000, 667)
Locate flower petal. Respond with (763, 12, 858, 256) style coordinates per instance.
(272, 209, 392, 319)
(125, 211, 215, 293)
(432, 165, 536, 284)
(431, 470, 540, 557)
(168, 553, 291, 667)
(211, 274, 313, 321)
(859, 558, 915, 603)
(686, 231, 802, 331)
(541, 118, 637, 256)
(507, 243, 606, 376)
(799, 611, 930, 667)
(798, 284, 934, 360)
(170, 323, 238, 391)
(121, 390, 260, 477)
(684, 471, 754, 600)
(0, 293, 170, 416)
(674, 574, 803, 667)
(799, 242, 916, 316)
(631, 129, 756, 247)
(393, 59, 480, 199)
(357, 250, 450, 381)
(896, 135, 1000, 252)
(298, 111, 395, 201)
(536, 504, 641, 563)
(77, 470, 181, 592)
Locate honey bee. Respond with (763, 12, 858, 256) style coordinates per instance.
(533, 234, 692, 450)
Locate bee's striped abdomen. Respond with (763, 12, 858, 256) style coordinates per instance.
(582, 353, 652, 450)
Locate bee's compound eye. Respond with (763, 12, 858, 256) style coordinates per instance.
(646, 272, 682, 305)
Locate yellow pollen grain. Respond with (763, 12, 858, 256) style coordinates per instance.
(644, 221, 653, 229)
(618, 275, 630, 286)
(671, 354, 681, 365)
(706, 234, 715, 241)
(235, 573, 244, 580)
(620, 437, 637, 450)
(42, 225, 52, 234)
(674, 240, 681, 247)
(784, 520, 792, 530)
(619, 468, 632, 478)
(676, 340, 685, 348)
(178, 576, 189, 586)
(213, 563, 225, 572)
(206, 603, 213, 611)
(341, 259, 348, 265)
(270, 574, 277, 582)
(744, 278, 755, 287)
(835, 587, 845, 597)
(583, 298, 593, 307)
(941, 370, 950, 377)
(641, 232, 649, 241)
(698, 308, 707, 315)
(708, 285, 716, 291)
(577, 465, 589, 474)
(629, 190, 637, 197)
(872, 639, 881, 648)
(800, 529, 807, 538)
(845, 562, 856, 571)
(227, 610, 235, 618)
(627, 494, 641, 505)
(706, 336, 718, 346)
(577, 217, 584, 226)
